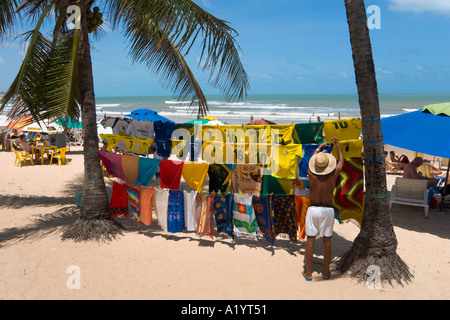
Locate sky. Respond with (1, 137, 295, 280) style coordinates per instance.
(1, 0, 450, 97)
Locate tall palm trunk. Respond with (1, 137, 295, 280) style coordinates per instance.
(337, 0, 412, 286)
(62, 1, 123, 242)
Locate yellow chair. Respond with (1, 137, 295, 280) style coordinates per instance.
(13, 149, 34, 167)
(50, 147, 69, 166)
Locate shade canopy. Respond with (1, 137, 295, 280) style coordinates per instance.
(381, 110, 450, 159)
(126, 109, 174, 123)
(55, 117, 82, 129)
(422, 102, 450, 117)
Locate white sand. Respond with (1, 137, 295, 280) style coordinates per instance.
(0, 145, 449, 300)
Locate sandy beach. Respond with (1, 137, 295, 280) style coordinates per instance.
(0, 144, 449, 300)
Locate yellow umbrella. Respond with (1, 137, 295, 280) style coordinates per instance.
(200, 116, 218, 121)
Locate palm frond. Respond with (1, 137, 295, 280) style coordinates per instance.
(0, 0, 19, 40)
(107, 0, 249, 114)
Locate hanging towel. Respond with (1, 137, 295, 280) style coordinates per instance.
(126, 185, 141, 230)
(212, 193, 234, 238)
(298, 144, 334, 178)
(153, 188, 170, 231)
(167, 190, 185, 233)
(139, 186, 155, 226)
(232, 164, 263, 197)
(273, 195, 298, 242)
(233, 193, 259, 239)
(184, 191, 198, 232)
(136, 157, 162, 187)
(261, 173, 294, 197)
(208, 163, 236, 193)
(294, 195, 311, 241)
(122, 154, 140, 186)
(109, 181, 129, 220)
(196, 193, 215, 238)
(271, 144, 303, 180)
(333, 157, 364, 227)
(330, 139, 363, 159)
(159, 159, 184, 190)
(252, 195, 276, 247)
(323, 118, 362, 141)
(98, 151, 125, 181)
(182, 162, 210, 192)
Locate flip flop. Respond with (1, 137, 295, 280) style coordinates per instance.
(302, 271, 312, 282)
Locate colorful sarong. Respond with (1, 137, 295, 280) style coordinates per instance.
(98, 151, 125, 181)
(208, 163, 236, 193)
(136, 157, 162, 187)
(109, 181, 129, 219)
(154, 188, 170, 231)
(333, 157, 364, 227)
(126, 185, 141, 230)
(122, 155, 140, 186)
(212, 193, 234, 238)
(294, 195, 311, 241)
(139, 186, 155, 226)
(253, 195, 275, 247)
(196, 193, 215, 238)
(167, 190, 185, 233)
(233, 193, 259, 239)
(181, 162, 210, 192)
(159, 159, 184, 190)
(273, 195, 298, 242)
(232, 164, 263, 196)
(184, 191, 198, 232)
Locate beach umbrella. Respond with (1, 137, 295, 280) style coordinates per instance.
(6, 115, 33, 129)
(246, 118, 277, 125)
(126, 109, 174, 123)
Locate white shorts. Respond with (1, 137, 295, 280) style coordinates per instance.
(305, 206, 335, 238)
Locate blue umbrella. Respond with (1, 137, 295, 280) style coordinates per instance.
(381, 109, 450, 159)
(126, 109, 174, 123)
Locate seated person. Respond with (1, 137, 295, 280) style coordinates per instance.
(403, 157, 437, 188)
(18, 134, 40, 161)
(385, 151, 406, 170)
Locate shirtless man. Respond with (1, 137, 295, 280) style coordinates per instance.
(303, 137, 344, 281)
(403, 157, 438, 188)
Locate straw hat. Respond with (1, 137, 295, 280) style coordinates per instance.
(309, 152, 337, 176)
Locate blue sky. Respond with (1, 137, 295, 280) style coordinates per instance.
(1, 0, 450, 97)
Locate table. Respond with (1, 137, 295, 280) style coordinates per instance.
(3, 138, 19, 150)
(32, 145, 57, 165)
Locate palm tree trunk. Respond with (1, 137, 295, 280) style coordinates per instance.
(337, 0, 413, 286)
(62, 0, 124, 242)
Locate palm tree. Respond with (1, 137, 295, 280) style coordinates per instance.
(0, 0, 249, 242)
(338, 0, 412, 286)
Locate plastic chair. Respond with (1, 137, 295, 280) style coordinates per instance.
(389, 177, 429, 218)
(50, 147, 69, 166)
(13, 149, 34, 167)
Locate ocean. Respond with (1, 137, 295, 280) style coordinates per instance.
(95, 94, 450, 125)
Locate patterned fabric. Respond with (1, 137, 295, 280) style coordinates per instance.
(126, 185, 141, 230)
(159, 159, 184, 190)
(273, 195, 298, 242)
(252, 195, 275, 247)
(109, 181, 129, 220)
(261, 173, 294, 197)
(212, 193, 234, 238)
(153, 188, 170, 231)
(233, 193, 259, 239)
(294, 195, 311, 241)
(184, 191, 198, 232)
(196, 193, 215, 238)
(333, 157, 364, 227)
(167, 190, 185, 233)
(298, 144, 334, 178)
(232, 164, 263, 196)
(208, 163, 236, 193)
(139, 186, 155, 226)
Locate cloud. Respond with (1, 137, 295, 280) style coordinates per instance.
(201, 0, 212, 8)
(388, 0, 450, 15)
